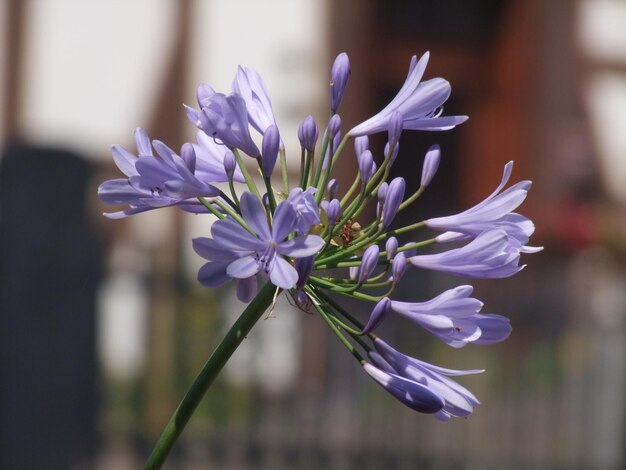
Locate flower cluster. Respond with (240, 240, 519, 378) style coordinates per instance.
(100, 52, 540, 419)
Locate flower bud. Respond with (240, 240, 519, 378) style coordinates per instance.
(382, 177, 406, 228)
(354, 136, 369, 158)
(362, 297, 391, 334)
(358, 150, 376, 183)
(385, 237, 398, 260)
(298, 115, 319, 152)
(421, 144, 441, 187)
(181, 142, 196, 173)
(391, 252, 408, 284)
(323, 199, 341, 226)
(330, 52, 350, 112)
(261, 124, 280, 176)
(357, 244, 380, 283)
(327, 179, 339, 200)
(327, 114, 342, 140)
(323, 129, 341, 170)
(387, 111, 403, 150)
(223, 150, 236, 179)
(377, 182, 388, 218)
(384, 141, 400, 166)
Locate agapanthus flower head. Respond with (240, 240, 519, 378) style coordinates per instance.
(99, 52, 541, 440)
(330, 52, 350, 112)
(349, 52, 468, 137)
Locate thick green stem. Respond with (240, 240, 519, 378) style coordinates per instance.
(144, 282, 278, 469)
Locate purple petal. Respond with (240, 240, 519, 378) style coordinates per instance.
(269, 256, 298, 289)
(278, 235, 324, 258)
(240, 192, 271, 240)
(227, 255, 261, 279)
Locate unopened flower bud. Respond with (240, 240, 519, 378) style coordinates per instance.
(330, 52, 350, 112)
(357, 244, 380, 283)
(298, 115, 319, 152)
(384, 141, 400, 166)
(387, 111, 403, 150)
(391, 252, 408, 283)
(377, 182, 388, 218)
(382, 177, 406, 228)
(385, 237, 398, 260)
(261, 124, 280, 176)
(327, 179, 339, 200)
(362, 297, 391, 334)
(354, 136, 369, 158)
(421, 144, 441, 187)
(322, 199, 341, 226)
(327, 114, 342, 140)
(223, 150, 236, 179)
(358, 150, 376, 183)
(181, 143, 196, 173)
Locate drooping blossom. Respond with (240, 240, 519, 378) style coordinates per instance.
(98, 128, 221, 218)
(372, 339, 483, 420)
(349, 52, 468, 137)
(390, 285, 511, 347)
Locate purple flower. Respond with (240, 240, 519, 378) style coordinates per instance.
(298, 116, 319, 152)
(98, 129, 220, 218)
(390, 285, 511, 347)
(349, 52, 467, 137)
(232, 66, 278, 137)
(330, 52, 350, 112)
(385, 237, 398, 260)
(190, 92, 260, 157)
(426, 161, 535, 245)
(420, 144, 441, 187)
(372, 339, 483, 419)
(194, 192, 324, 294)
(410, 229, 524, 279)
(286, 187, 320, 233)
(387, 111, 403, 150)
(363, 362, 445, 414)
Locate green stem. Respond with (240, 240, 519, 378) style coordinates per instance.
(144, 282, 278, 469)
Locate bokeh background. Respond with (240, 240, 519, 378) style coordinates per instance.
(1, 0, 626, 469)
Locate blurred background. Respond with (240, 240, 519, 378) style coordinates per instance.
(1, 0, 626, 468)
